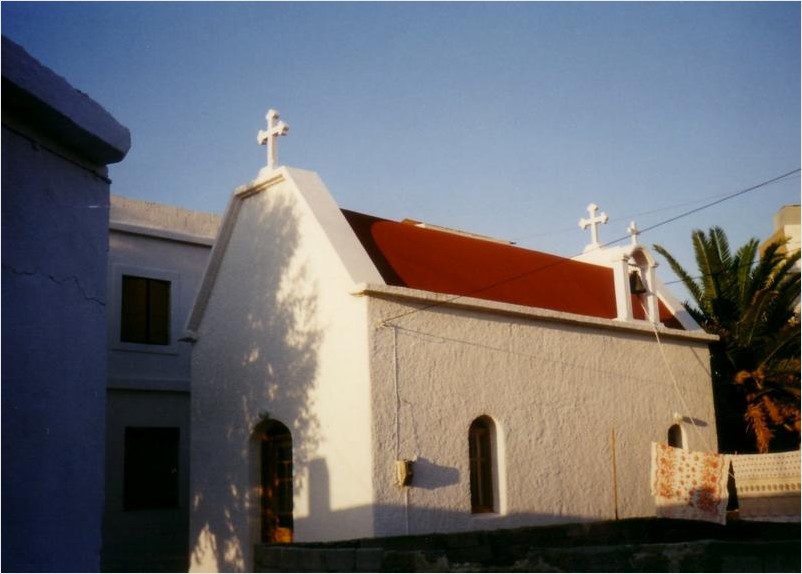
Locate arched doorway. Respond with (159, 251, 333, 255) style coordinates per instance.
(259, 421, 293, 543)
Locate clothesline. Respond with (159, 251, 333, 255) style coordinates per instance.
(650, 443, 801, 525)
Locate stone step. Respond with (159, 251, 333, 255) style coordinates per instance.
(255, 518, 801, 573)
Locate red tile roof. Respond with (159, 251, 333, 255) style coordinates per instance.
(342, 209, 684, 329)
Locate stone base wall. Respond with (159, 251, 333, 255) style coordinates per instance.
(254, 518, 801, 573)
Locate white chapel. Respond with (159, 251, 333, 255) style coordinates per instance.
(184, 111, 719, 572)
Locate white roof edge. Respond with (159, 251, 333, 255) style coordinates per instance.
(2, 36, 131, 164)
(351, 283, 718, 343)
(183, 166, 385, 341)
(279, 166, 384, 285)
(110, 221, 215, 246)
(183, 180, 250, 339)
(652, 276, 703, 331)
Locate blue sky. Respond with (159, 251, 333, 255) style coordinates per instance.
(3, 2, 800, 297)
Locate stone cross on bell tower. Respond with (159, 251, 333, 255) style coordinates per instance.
(257, 109, 289, 171)
(579, 203, 608, 252)
(627, 221, 641, 247)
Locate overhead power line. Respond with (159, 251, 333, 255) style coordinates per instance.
(380, 167, 801, 326)
(512, 170, 800, 243)
(633, 168, 800, 238)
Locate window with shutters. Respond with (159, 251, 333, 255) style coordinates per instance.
(120, 275, 171, 345)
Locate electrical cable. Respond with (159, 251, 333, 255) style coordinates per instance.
(644, 301, 714, 453)
(379, 168, 800, 326)
(634, 168, 800, 238)
(512, 171, 799, 243)
(388, 322, 715, 400)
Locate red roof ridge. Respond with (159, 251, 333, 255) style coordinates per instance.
(400, 218, 516, 246)
(340, 208, 685, 329)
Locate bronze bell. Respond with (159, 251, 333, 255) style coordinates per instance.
(629, 270, 647, 295)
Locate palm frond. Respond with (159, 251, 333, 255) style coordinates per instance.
(653, 243, 705, 311)
(757, 323, 802, 370)
(662, 225, 800, 453)
(745, 402, 773, 454)
(752, 250, 781, 295)
(734, 240, 758, 311)
(710, 227, 733, 269)
(692, 230, 724, 310)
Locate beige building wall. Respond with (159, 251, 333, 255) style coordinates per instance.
(761, 204, 801, 269)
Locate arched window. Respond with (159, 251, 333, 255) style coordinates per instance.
(468, 416, 495, 513)
(259, 421, 293, 543)
(667, 424, 684, 448)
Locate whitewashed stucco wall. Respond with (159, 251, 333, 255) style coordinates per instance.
(189, 169, 379, 572)
(364, 289, 718, 538)
(107, 226, 215, 390)
(103, 198, 218, 572)
(2, 126, 112, 572)
(2, 37, 130, 572)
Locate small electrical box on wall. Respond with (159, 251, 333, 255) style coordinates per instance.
(395, 459, 414, 487)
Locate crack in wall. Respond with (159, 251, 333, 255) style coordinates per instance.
(3, 264, 106, 306)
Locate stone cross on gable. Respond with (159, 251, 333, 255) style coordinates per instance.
(579, 203, 608, 250)
(257, 109, 289, 171)
(627, 221, 640, 246)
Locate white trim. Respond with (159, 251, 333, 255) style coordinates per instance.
(107, 377, 191, 393)
(653, 277, 703, 331)
(355, 283, 718, 343)
(3, 36, 131, 164)
(667, 422, 688, 450)
(109, 221, 215, 246)
(182, 171, 275, 339)
(611, 254, 633, 321)
(489, 415, 507, 516)
(109, 263, 181, 356)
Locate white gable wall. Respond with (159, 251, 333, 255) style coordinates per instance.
(364, 287, 718, 537)
(189, 168, 381, 572)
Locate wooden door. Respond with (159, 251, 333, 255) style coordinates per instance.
(260, 424, 293, 543)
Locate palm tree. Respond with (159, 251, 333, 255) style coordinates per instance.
(654, 227, 800, 453)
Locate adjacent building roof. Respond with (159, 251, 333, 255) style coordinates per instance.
(1, 36, 131, 165)
(110, 195, 221, 245)
(343, 209, 685, 329)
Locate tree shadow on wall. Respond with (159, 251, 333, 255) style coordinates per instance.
(188, 189, 322, 572)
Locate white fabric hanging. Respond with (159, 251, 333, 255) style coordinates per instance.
(650, 442, 729, 524)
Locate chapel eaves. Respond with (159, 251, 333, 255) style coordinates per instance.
(354, 283, 718, 343)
